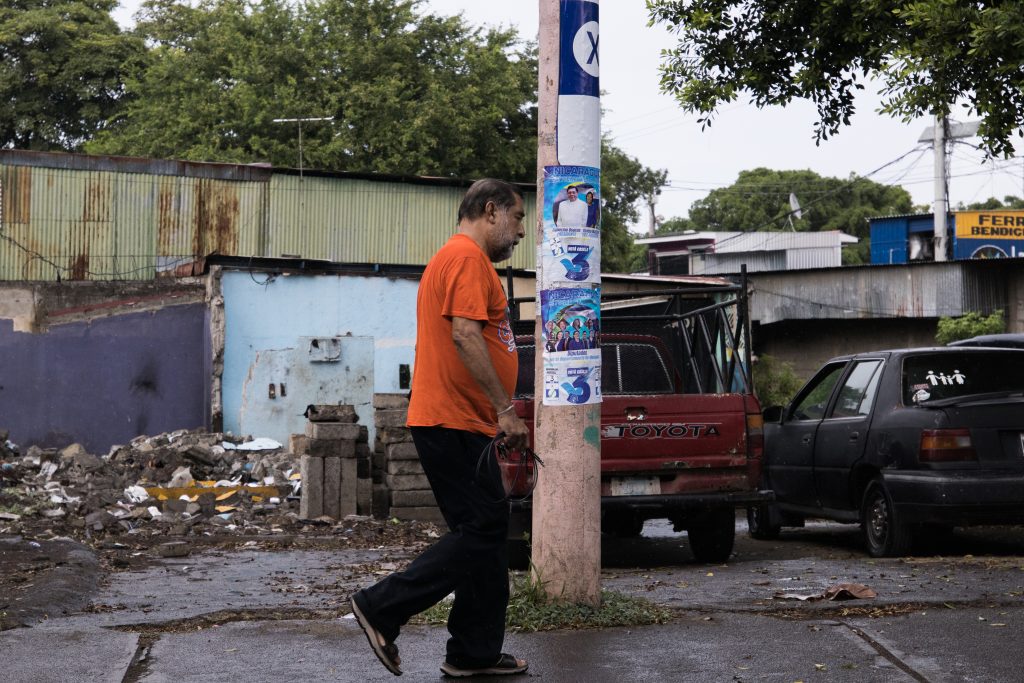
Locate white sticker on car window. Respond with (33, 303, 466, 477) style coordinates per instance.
(913, 388, 931, 404)
(926, 370, 967, 386)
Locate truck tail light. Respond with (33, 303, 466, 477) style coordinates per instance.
(746, 413, 764, 458)
(919, 429, 976, 462)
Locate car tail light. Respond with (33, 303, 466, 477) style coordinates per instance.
(746, 413, 764, 458)
(920, 429, 976, 462)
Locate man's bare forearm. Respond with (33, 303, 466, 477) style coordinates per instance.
(451, 317, 513, 412)
(451, 316, 529, 448)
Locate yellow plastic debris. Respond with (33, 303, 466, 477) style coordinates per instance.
(144, 484, 282, 500)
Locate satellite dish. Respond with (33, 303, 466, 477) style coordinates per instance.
(789, 193, 803, 220)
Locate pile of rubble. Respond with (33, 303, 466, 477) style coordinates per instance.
(0, 429, 309, 539)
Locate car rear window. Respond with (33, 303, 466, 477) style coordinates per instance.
(902, 351, 1024, 404)
(514, 341, 674, 397)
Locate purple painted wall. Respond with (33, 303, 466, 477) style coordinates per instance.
(0, 303, 210, 453)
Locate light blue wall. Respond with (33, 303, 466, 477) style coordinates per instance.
(221, 271, 418, 444)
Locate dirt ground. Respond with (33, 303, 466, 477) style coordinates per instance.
(0, 516, 439, 631)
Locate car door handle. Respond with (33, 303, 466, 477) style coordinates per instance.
(801, 435, 812, 446)
(849, 431, 860, 442)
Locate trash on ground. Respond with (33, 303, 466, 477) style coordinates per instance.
(773, 583, 878, 601)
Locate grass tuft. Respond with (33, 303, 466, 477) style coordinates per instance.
(412, 570, 672, 632)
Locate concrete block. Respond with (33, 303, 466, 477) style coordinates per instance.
(299, 455, 324, 519)
(340, 457, 358, 517)
(289, 434, 310, 455)
(357, 456, 370, 479)
(387, 459, 425, 476)
(323, 456, 341, 519)
(304, 438, 356, 458)
(358, 425, 369, 443)
(306, 404, 358, 422)
(372, 484, 390, 519)
(386, 473, 430, 491)
(386, 442, 419, 461)
(357, 477, 372, 516)
(305, 422, 363, 441)
(377, 427, 413, 445)
(390, 506, 446, 524)
(373, 393, 409, 410)
(391, 489, 438, 507)
(374, 409, 408, 428)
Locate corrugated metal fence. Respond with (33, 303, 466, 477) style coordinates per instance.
(0, 151, 536, 281)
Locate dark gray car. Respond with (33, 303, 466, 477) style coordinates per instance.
(749, 347, 1024, 556)
(948, 333, 1024, 349)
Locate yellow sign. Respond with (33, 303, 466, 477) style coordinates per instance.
(955, 211, 1024, 239)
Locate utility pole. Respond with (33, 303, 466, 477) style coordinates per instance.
(933, 114, 948, 261)
(533, 0, 602, 605)
(919, 117, 980, 262)
(272, 117, 334, 232)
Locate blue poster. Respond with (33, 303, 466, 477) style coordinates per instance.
(539, 285, 602, 406)
(559, 0, 600, 98)
(540, 285, 600, 352)
(542, 165, 601, 286)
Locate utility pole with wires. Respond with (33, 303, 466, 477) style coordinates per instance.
(272, 117, 334, 230)
(918, 116, 980, 262)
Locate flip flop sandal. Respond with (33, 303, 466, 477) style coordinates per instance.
(440, 653, 528, 677)
(350, 596, 402, 676)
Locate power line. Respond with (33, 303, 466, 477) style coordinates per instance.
(695, 146, 929, 253)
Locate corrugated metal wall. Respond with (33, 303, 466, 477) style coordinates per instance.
(268, 175, 536, 269)
(1, 153, 270, 281)
(1, 151, 538, 281)
(748, 261, 1003, 325)
(785, 246, 842, 270)
(691, 250, 785, 275)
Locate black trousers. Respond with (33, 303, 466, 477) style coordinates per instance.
(353, 426, 511, 667)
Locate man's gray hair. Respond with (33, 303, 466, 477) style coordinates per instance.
(458, 179, 524, 222)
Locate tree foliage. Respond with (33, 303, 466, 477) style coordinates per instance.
(682, 167, 911, 237)
(87, 0, 537, 180)
(601, 139, 669, 273)
(2, 0, 671, 271)
(647, 0, 1024, 157)
(959, 195, 1024, 211)
(752, 354, 804, 408)
(935, 310, 1005, 345)
(0, 0, 143, 151)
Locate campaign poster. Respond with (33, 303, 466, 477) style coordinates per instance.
(540, 285, 601, 352)
(543, 358, 601, 406)
(542, 165, 601, 287)
(539, 285, 602, 406)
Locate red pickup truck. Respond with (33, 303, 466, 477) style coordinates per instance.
(505, 280, 771, 563)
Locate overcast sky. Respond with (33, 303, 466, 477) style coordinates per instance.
(114, 1, 1024, 227)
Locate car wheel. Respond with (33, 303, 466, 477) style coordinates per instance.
(860, 478, 912, 557)
(746, 503, 782, 540)
(688, 509, 736, 563)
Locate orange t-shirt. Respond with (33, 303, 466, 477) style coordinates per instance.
(407, 234, 518, 436)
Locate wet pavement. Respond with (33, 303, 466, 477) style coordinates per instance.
(3, 518, 1023, 682)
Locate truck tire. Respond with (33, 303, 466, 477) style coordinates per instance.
(687, 509, 736, 563)
(746, 503, 782, 540)
(861, 477, 912, 557)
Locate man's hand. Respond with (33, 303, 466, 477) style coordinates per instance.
(498, 410, 529, 451)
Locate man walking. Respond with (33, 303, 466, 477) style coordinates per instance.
(351, 179, 530, 677)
